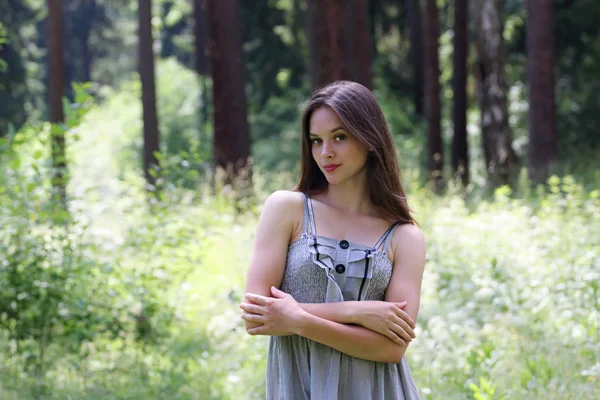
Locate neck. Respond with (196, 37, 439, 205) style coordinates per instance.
(321, 170, 373, 215)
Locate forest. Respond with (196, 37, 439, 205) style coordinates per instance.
(1, 0, 599, 399)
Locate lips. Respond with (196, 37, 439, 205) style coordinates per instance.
(323, 164, 341, 172)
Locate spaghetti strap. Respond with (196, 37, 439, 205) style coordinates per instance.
(382, 223, 401, 253)
(374, 222, 400, 252)
(305, 195, 317, 236)
(301, 193, 310, 235)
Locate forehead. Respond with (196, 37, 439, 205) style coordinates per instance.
(309, 106, 344, 134)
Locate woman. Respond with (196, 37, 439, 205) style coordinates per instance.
(240, 81, 425, 399)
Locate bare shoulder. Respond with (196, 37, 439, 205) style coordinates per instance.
(262, 190, 304, 214)
(389, 224, 426, 267)
(260, 190, 305, 242)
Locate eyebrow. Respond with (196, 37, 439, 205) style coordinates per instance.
(309, 127, 345, 137)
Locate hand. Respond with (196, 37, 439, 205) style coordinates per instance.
(240, 287, 308, 336)
(354, 301, 416, 346)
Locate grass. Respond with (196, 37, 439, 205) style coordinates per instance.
(1, 73, 599, 399)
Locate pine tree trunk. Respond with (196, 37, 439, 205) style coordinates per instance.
(47, 0, 67, 205)
(138, 0, 160, 190)
(527, 0, 557, 184)
(206, 0, 252, 188)
(406, 0, 425, 115)
(476, 0, 518, 186)
(424, 0, 443, 191)
(452, 0, 469, 186)
(194, 0, 208, 76)
(353, 0, 373, 90)
(306, 0, 352, 88)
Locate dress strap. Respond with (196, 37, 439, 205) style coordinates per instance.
(374, 222, 400, 252)
(304, 194, 317, 236)
(301, 192, 310, 235)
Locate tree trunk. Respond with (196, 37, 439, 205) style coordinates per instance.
(424, 0, 443, 190)
(160, 1, 175, 58)
(79, 0, 96, 83)
(138, 0, 160, 189)
(452, 0, 469, 186)
(527, 0, 557, 184)
(205, 0, 252, 188)
(47, 0, 67, 206)
(405, 0, 425, 115)
(353, 0, 373, 90)
(306, 0, 352, 88)
(193, 0, 208, 76)
(476, 0, 518, 187)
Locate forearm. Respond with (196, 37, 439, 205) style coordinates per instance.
(299, 301, 358, 324)
(296, 312, 407, 364)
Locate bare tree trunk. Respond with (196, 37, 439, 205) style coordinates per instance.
(527, 0, 557, 184)
(306, 0, 352, 88)
(452, 0, 469, 186)
(194, 0, 208, 76)
(475, 0, 518, 187)
(424, 0, 443, 191)
(79, 0, 97, 83)
(406, 0, 425, 115)
(205, 0, 252, 188)
(194, 0, 210, 159)
(47, 0, 67, 206)
(353, 0, 373, 90)
(138, 0, 160, 190)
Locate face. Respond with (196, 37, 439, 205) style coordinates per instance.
(308, 106, 369, 185)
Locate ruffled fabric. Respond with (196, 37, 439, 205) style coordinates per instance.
(307, 234, 377, 302)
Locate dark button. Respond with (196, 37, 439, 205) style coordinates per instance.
(339, 240, 349, 249)
(335, 264, 346, 274)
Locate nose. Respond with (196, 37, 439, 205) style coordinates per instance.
(321, 140, 334, 158)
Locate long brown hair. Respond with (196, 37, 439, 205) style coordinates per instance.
(294, 81, 417, 225)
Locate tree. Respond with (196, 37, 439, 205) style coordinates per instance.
(527, 0, 557, 184)
(424, 0, 443, 190)
(193, 0, 208, 77)
(475, 0, 518, 186)
(405, 0, 425, 115)
(306, 0, 351, 88)
(138, 0, 160, 189)
(352, 0, 373, 90)
(47, 0, 67, 205)
(452, 0, 469, 186)
(0, 0, 33, 135)
(206, 0, 252, 187)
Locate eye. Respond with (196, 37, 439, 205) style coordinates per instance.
(334, 134, 346, 141)
(311, 138, 322, 145)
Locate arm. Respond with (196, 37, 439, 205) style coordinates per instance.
(244, 288, 408, 363)
(242, 225, 426, 363)
(297, 226, 425, 362)
(243, 190, 301, 331)
(299, 300, 416, 345)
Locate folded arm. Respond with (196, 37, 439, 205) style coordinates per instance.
(243, 193, 425, 363)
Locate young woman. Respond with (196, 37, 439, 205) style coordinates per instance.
(240, 81, 425, 399)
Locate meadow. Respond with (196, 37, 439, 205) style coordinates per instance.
(1, 65, 599, 399)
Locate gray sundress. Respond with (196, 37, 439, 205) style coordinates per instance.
(266, 193, 420, 400)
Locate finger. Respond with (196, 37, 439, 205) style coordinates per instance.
(239, 303, 264, 314)
(244, 293, 268, 306)
(271, 286, 286, 298)
(393, 305, 416, 328)
(247, 325, 269, 336)
(241, 313, 266, 323)
(387, 329, 406, 346)
(391, 316, 415, 341)
(393, 314, 416, 338)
